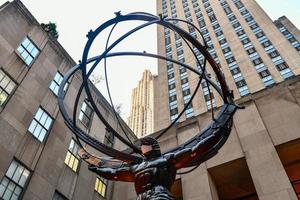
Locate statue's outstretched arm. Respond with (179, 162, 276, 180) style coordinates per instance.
(88, 165, 134, 182)
(169, 105, 236, 169)
(171, 133, 222, 169)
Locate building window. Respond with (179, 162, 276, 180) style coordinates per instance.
(268, 50, 280, 59)
(49, 71, 68, 96)
(179, 68, 187, 74)
(219, 39, 227, 45)
(230, 67, 241, 75)
(168, 83, 176, 90)
(64, 139, 80, 172)
(17, 37, 39, 66)
(252, 58, 263, 66)
(259, 70, 271, 79)
(104, 129, 115, 147)
(255, 31, 265, 38)
(235, 79, 247, 88)
(0, 69, 17, 108)
(262, 40, 272, 48)
(52, 191, 68, 200)
(28, 107, 53, 142)
(182, 89, 191, 96)
(168, 73, 175, 79)
(79, 100, 93, 128)
(222, 47, 231, 54)
(95, 177, 107, 197)
(226, 57, 236, 64)
(241, 38, 251, 45)
(170, 108, 178, 116)
(0, 160, 31, 200)
(276, 62, 289, 71)
(204, 93, 214, 101)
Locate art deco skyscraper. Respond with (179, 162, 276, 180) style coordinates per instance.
(154, 0, 300, 131)
(128, 70, 154, 138)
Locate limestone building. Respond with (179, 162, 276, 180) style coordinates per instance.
(274, 16, 300, 52)
(111, 0, 300, 200)
(127, 70, 154, 138)
(0, 1, 137, 200)
(154, 0, 300, 131)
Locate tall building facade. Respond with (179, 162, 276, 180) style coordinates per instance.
(0, 1, 137, 200)
(154, 0, 300, 131)
(112, 0, 300, 200)
(274, 16, 300, 52)
(127, 70, 154, 138)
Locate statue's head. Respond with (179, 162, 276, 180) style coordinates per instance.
(140, 136, 161, 159)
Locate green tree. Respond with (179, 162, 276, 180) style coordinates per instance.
(41, 22, 59, 39)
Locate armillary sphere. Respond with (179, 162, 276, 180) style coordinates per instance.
(58, 11, 242, 175)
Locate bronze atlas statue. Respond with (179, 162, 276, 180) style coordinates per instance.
(58, 11, 242, 200)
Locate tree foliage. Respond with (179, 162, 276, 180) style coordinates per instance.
(41, 22, 59, 39)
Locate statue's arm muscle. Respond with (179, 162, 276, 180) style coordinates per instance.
(171, 134, 220, 169)
(88, 165, 134, 182)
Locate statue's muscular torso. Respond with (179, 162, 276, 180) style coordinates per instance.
(132, 156, 176, 200)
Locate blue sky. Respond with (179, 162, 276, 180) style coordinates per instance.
(256, 0, 300, 28)
(1, 0, 299, 120)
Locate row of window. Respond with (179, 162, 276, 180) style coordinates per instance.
(232, 0, 294, 79)
(203, 0, 250, 97)
(164, 0, 179, 122)
(275, 21, 300, 52)
(180, 0, 194, 118)
(219, 0, 275, 87)
(0, 36, 110, 199)
(191, 2, 220, 110)
(0, 159, 107, 199)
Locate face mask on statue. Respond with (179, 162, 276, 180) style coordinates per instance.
(140, 136, 162, 159)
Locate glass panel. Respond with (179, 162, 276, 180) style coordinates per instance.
(19, 169, 30, 187)
(0, 76, 9, 88)
(35, 108, 43, 121)
(27, 43, 34, 53)
(54, 73, 62, 83)
(44, 117, 52, 130)
(0, 92, 8, 106)
(64, 152, 71, 165)
(81, 102, 87, 112)
(28, 120, 37, 133)
(21, 51, 29, 60)
(72, 143, 78, 155)
(69, 140, 74, 151)
(22, 38, 30, 48)
(0, 184, 5, 197)
(10, 194, 19, 200)
(33, 124, 42, 138)
(72, 159, 78, 172)
(31, 48, 39, 57)
(49, 82, 56, 91)
(39, 112, 47, 126)
(54, 85, 59, 95)
(69, 155, 75, 169)
(3, 181, 15, 200)
(12, 165, 24, 183)
(95, 178, 99, 190)
(5, 82, 16, 94)
(25, 56, 33, 65)
(14, 186, 21, 195)
(17, 46, 25, 54)
(101, 184, 106, 197)
(38, 128, 47, 142)
(78, 112, 84, 121)
(6, 161, 17, 178)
